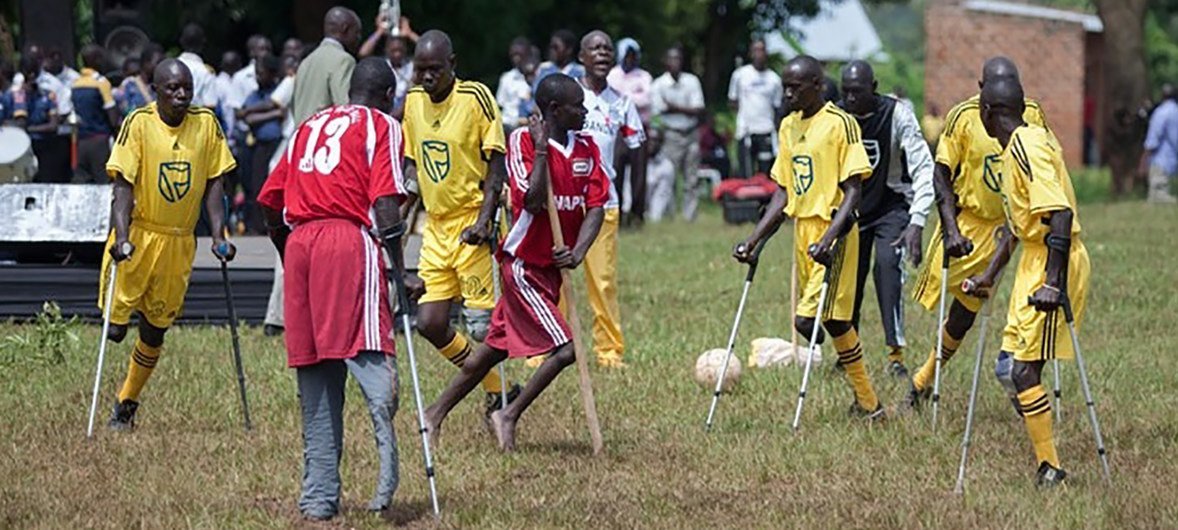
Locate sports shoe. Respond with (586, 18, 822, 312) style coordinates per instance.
(1035, 462, 1067, 488)
(906, 382, 931, 410)
(849, 402, 886, 422)
(108, 399, 139, 431)
(887, 360, 909, 379)
(484, 384, 521, 421)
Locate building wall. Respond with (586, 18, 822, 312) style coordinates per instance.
(925, 0, 1087, 167)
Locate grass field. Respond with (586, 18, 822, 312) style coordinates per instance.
(2, 201, 1177, 529)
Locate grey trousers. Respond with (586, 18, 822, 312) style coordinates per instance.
(265, 256, 284, 327)
(297, 350, 400, 518)
(663, 128, 702, 221)
(852, 208, 908, 349)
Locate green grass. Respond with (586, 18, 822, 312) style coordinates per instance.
(3, 201, 1178, 529)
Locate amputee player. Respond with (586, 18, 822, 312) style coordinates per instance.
(571, 29, 646, 368)
(733, 55, 884, 419)
(968, 77, 1090, 487)
(423, 73, 609, 452)
(908, 58, 1051, 406)
(401, 30, 518, 415)
(257, 57, 411, 520)
(101, 59, 237, 430)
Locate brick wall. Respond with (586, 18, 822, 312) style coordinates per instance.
(925, 0, 1087, 167)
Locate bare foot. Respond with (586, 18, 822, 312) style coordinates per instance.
(490, 410, 516, 452)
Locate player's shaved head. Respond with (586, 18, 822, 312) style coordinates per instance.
(980, 77, 1026, 144)
(535, 73, 579, 112)
(152, 58, 191, 87)
(580, 30, 614, 81)
(981, 56, 1020, 85)
(414, 30, 457, 101)
(840, 60, 878, 115)
(417, 30, 454, 59)
(783, 55, 826, 117)
(535, 73, 586, 131)
(842, 60, 874, 83)
(350, 56, 396, 108)
(152, 59, 194, 125)
(581, 30, 610, 50)
(324, 7, 361, 52)
(786, 55, 824, 82)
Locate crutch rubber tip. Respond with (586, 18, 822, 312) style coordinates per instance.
(426, 466, 436, 477)
(713, 391, 721, 397)
(1087, 401, 1095, 406)
(798, 391, 806, 398)
(932, 394, 940, 402)
(1098, 448, 1107, 455)
(419, 428, 428, 434)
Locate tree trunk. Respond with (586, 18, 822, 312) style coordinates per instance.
(699, 0, 749, 104)
(1095, 0, 1150, 196)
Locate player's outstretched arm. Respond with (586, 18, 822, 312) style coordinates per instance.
(964, 225, 1016, 297)
(464, 153, 506, 245)
(933, 162, 973, 257)
(809, 175, 861, 266)
(204, 174, 236, 261)
(733, 186, 787, 264)
(109, 175, 134, 261)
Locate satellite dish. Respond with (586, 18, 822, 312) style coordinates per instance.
(104, 25, 150, 68)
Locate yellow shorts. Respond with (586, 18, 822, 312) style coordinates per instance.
(913, 211, 1005, 314)
(795, 217, 859, 322)
(418, 207, 494, 309)
(98, 226, 196, 329)
(1002, 241, 1090, 362)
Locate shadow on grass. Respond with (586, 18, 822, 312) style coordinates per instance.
(379, 498, 436, 526)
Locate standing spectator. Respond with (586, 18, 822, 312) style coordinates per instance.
(359, 11, 416, 118)
(232, 36, 272, 109)
(283, 38, 306, 60)
(44, 47, 80, 87)
(237, 55, 284, 234)
(265, 6, 361, 336)
(645, 129, 676, 222)
(71, 44, 121, 184)
(1143, 83, 1178, 204)
(607, 38, 653, 123)
(117, 44, 163, 115)
(176, 23, 218, 108)
(30, 46, 73, 181)
(728, 39, 781, 177)
(216, 50, 244, 149)
(2, 56, 61, 182)
(650, 45, 705, 220)
(496, 37, 533, 132)
(534, 29, 584, 87)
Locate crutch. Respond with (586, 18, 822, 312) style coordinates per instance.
(931, 252, 951, 432)
(704, 228, 775, 431)
(953, 272, 1003, 494)
(790, 222, 799, 353)
(1062, 295, 1111, 481)
(217, 243, 252, 431)
(384, 226, 442, 516)
(792, 237, 842, 432)
(1053, 358, 1062, 422)
(86, 245, 128, 438)
(487, 204, 508, 410)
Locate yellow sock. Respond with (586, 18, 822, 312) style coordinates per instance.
(438, 333, 506, 394)
(887, 346, 904, 364)
(833, 328, 879, 411)
(1018, 385, 1059, 468)
(117, 339, 160, 402)
(912, 327, 963, 390)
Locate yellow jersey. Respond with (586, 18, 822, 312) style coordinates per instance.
(936, 94, 1048, 222)
(771, 102, 872, 221)
(403, 79, 505, 219)
(999, 124, 1081, 244)
(106, 103, 236, 233)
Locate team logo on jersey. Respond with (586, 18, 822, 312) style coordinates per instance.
(792, 155, 814, 195)
(863, 139, 881, 169)
(422, 141, 451, 183)
(982, 154, 1002, 192)
(158, 162, 192, 203)
(572, 158, 593, 177)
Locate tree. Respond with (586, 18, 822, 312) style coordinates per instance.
(1095, 0, 1149, 195)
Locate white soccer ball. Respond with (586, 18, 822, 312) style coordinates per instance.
(695, 348, 742, 393)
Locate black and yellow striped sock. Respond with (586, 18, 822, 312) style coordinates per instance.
(912, 327, 963, 391)
(833, 328, 879, 411)
(887, 346, 904, 364)
(438, 333, 505, 394)
(117, 339, 160, 402)
(1018, 385, 1060, 468)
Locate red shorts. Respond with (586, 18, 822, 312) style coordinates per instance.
(283, 219, 394, 367)
(485, 255, 571, 358)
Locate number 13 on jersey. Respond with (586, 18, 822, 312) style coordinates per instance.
(298, 114, 351, 175)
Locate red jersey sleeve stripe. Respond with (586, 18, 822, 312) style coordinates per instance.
(509, 127, 530, 191)
(388, 114, 407, 195)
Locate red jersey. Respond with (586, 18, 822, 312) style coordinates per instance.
(258, 105, 406, 228)
(502, 128, 611, 267)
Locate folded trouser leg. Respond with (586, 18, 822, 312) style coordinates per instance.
(346, 350, 401, 511)
(297, 360, 347, 519)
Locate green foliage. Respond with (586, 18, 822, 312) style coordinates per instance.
(2, 302, 80, 366)
(1069, 166, 1113, 203)
(1146, 10, 1178, 89)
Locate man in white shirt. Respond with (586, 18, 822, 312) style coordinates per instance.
(727, 39, 781, 177)
(215, 50, 243, 149)
(651, 46, 706, 220)
(497, 37, 534, 132)
(231, 35, 272, 111)
(176, 23, 218, 108)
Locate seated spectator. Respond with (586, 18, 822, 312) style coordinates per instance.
(645, 129, 676, 222)
(2, 56, 61, 183)
(698, 112, 731, 179)
(71, 44, 122, 184)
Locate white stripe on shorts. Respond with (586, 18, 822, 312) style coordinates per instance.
(511, 258, 568, 345)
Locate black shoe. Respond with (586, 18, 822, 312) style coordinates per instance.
(263, 324, 284, 337)
(1035, 462, 1067, 488)
(108, 399, 139, 431)
(485, 384, 522, 420)
(906, 382, 932, 410)
(849, 402, 886, 422)
(887, 360, 910, 379)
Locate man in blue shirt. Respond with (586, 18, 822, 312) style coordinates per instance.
(1144, 85, 1178, 204)
(72, 44, 122, 183)
(237, 55, 285, 233)
(2, 56, 60, 182)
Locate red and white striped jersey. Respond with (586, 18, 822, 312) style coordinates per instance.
(259, 104, 406, 229)
(503, 128, 611, 267)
